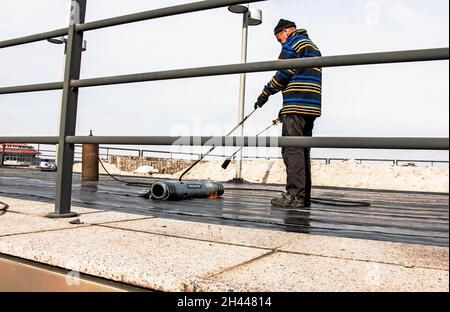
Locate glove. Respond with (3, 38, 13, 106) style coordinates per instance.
(278, 109, 284, 119)
(254, 93, 269, 110)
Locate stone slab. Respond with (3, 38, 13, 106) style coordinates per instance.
(280, 235, 449, 271)
(0, 213, 84, 237)
(105, 218, 298, 249)
(197, 252, 449, 292)
(0, 226, 269, 291)
(105, 218, 449, 271)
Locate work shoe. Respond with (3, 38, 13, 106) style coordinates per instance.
(290, 197, 310, 209)
(271, 192, 295, 207)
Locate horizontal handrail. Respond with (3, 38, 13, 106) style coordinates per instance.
(77, 0, 265, 33)
(0, 28, 68, 49)
(65, 136, 449, 150)
(0, 0, 263, 49)
(1, 48, 448, 95)
(0, 82, 63, 95)
(1, 136, 448, 150)
(71, 48, 450, 88)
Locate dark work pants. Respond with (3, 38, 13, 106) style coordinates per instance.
(281, 114, 316, 200)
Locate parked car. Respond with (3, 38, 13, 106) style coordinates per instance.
(39, 159, 57, 172)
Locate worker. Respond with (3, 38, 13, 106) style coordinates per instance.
(255, 19, 322, 208)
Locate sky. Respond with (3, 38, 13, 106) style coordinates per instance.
(0, 0, 449, 161)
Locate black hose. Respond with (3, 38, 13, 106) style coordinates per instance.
(311, 198, 370, 207)
(0, 201, 9, 216)
(225, 187, 371, 207)
(98, 157, 152, 187)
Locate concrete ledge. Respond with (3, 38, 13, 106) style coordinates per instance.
(0, 226, 269, 291)
(104, 218, 299, 249)
(0, 213, 86, 237)
(196, 252, 449, 292)
(0, 196, 448, 292)
(104, 218, 449, 271)
(280, 235, 449, 270)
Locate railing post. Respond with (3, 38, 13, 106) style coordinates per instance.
(48, 0, 87, 218)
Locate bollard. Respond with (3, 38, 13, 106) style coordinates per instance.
(82, 144, 99, 181)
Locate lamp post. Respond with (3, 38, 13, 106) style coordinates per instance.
(228, 4, 262, 183)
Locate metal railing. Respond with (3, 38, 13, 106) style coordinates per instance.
(31, 145, 450, 167)
(0, 0, 449, 217)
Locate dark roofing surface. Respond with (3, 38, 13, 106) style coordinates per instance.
(0, 167, 448, 247)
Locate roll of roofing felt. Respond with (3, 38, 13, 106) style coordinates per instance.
(150, 181, 224, 201)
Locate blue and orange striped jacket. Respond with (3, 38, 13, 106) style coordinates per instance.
(262, 29, 322, 117)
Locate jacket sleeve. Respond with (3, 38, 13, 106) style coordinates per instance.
(262, 45, 297, 96)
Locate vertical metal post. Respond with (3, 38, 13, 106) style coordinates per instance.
(235, 11, 249, 182)
(48, 0, 87, 218)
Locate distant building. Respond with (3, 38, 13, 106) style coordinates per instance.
(0, 143, 39, 166)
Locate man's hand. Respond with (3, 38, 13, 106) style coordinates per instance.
(254, 93, 269, 110)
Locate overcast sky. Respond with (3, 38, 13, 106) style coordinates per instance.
(0, 0, 449, 160)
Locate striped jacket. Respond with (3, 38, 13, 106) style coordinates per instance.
(262, 29, 322, 117)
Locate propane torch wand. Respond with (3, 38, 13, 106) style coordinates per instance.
(221, 117, 281, 170)
(178, 108, 259, 181)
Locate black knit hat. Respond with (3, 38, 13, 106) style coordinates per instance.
(274, 19, 296, 35)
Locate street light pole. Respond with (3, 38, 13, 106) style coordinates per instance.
(236, 10, 249, 182)
(228, 4, 262, 183)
